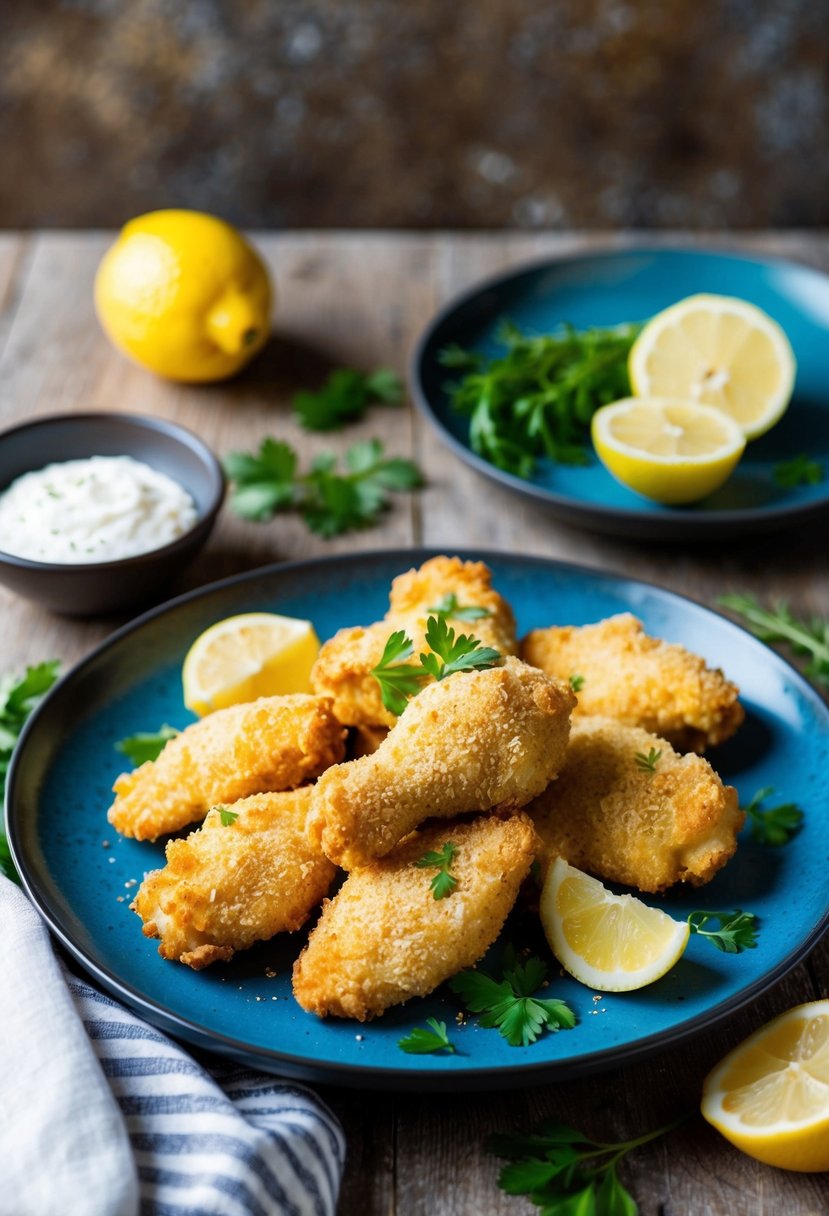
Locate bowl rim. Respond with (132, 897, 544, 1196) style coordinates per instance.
(0, 410, 226, 571)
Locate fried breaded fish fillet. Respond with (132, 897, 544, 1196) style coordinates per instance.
(521, 613, 743, 752)
(527, 716, 743, 893)
(108, 695, 345, 842)
(307, 657, 574, 869)
(132, 789, 337, 969)
(311, 555, 518, 729)
(293, 811, 536, 1020)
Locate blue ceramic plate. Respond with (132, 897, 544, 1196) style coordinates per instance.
(410, 249, 829, 540)
(7, 550, 829, 1091)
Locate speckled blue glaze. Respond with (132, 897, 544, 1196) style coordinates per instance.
(411, 249, 829, 539)
(7, 551, 829, 1090)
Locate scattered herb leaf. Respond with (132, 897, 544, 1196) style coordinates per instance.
(772, 454, 823, 489)
(450, 950, 576, 1047)
(742, 785, 804, 846)
(415, 841, 459, 899)
(225, 437, 423, 538)
(634, 747, 662, 774)
(718, 594, 829, 689)
(0, 661, 61, 881)
(217, 806, 239, 826)
(293, 367, 403, 431)
(441, 319, 642, 478)
(398, 1017, 456, 1054)
(487, 1114, 686, 1215)
(688, 909, 759, 953)
(427, 592, 492, 623)
(116, 723, 179, 766)
(569, 673, 585, 692)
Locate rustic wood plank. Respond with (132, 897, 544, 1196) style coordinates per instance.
(0, 232, 827, 1216)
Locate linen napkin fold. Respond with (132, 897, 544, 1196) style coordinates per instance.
(0, 878, 345, 1216)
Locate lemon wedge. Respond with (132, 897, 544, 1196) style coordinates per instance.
(591, 397, 746, 503)
(182, 613, 320, 717)
(540, 858, 690, 991)
(628, 294, 796, 440)
(702, 1001, 829, 1172)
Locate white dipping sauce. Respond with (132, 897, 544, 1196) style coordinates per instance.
(0, 455, 198, 563)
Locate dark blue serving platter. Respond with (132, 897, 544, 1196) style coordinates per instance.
(410, 248, 829, 540)
(7, 550, 829, 1090)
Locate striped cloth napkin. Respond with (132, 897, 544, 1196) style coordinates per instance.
(0, 877, 345, 1216)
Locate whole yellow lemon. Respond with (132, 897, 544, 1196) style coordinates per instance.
(94, 210, 272, 382)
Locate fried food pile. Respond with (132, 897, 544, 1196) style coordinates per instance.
(108, 555, 747, 1022)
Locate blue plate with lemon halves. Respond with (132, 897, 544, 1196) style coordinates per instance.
(7, 550, 829, 1091)
(410, 248, 829, 540)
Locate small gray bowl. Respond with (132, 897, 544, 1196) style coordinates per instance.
(0, 412, 225, 615)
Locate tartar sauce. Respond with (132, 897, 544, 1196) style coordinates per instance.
(0, 455, 198, 563)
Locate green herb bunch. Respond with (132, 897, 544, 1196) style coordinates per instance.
(441, 319, 641, 478)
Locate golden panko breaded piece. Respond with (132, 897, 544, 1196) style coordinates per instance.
(307, 657, 574, 869)
(528, 716, 743, 893)
(293, 811, 536, 1020)
(132, 790, 337, 970)
(311, 555, 518, 728)
(521, 613, 744, 752)
(108, 695, 346, 842)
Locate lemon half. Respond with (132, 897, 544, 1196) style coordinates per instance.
(591, 396, 746, 503)
(182, 612, 320, 717)
(628, 294, 796, 440)
(702, 1001, 829, 1172)
(540, 858, 690, 992)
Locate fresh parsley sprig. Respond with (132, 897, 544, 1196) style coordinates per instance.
(427, 593, 492, 623)
(420, 615, 501, 682)
(398, 1017, 456, 1055)
(293, 367, 402, 431)
(487, 1114, 686, 1215)
(415, 841, 459, 899)
(688, 909, 759, 953)
(224, 437, 423, 538)
(450, 951, 576, 1047)
(569, 673, 585, 692)
(742, 785, 804, 846)
(116, 724, 179, 766)
(217, 806, 239, 826)
(772, 454, 823, 489)
(634, 747, 661, 774)
(441, 319, 641, 478)
(371, 617, 501, 715)
(370, 630, 428, 716)
(718, 593, 829, 689)
(0, 661, 61, 881)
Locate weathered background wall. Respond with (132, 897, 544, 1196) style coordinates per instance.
(2, 0, 828, 229)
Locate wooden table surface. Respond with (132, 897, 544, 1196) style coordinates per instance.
(1, 231, 827, 1215)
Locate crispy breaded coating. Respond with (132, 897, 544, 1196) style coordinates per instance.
(293, 812, 536, 1020)
(528, 716, 743, 893)
(108, 695, 346, 842)
(311, 556, 518, 728)
(307, 657, 575, 869)
(132, 790, 337, 969)
(521, 613, 744, 752)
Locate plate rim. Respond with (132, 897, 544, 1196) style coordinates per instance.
(7, 546, 829, 1091)
(408, 245, 829, 537)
